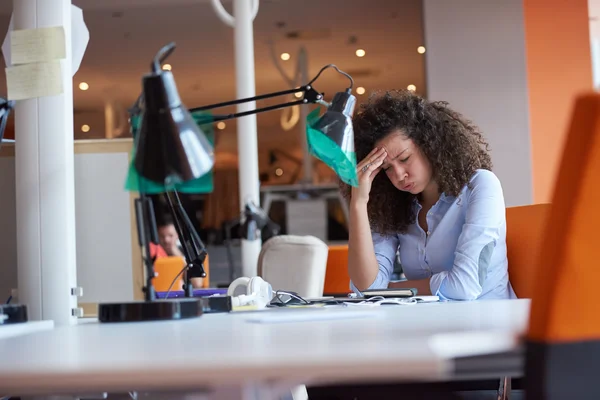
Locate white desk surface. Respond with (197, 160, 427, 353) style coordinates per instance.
(0, 299, 529, 396)
(0, 320, 54, 340)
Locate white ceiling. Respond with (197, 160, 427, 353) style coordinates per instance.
(0, 0, 426, 170)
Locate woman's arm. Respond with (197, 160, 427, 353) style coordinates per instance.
(348, 204, 399, 292)
(348, 147, 392, 292)
(429, 170, 506, 300)
(347, 201, 381, 291)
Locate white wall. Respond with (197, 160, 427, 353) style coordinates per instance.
(423, 0, 533, 206)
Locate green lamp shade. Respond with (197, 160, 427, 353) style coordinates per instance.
(125, 112, 215, 194)
(306, 92, 358, 187)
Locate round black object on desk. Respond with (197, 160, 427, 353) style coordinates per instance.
(0, 304, 28, 324)
(98, 298, 203, 323)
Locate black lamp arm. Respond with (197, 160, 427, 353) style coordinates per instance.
(187, 63, 353, 122)
(189, 86, 324, 123)
(191, 86, 305, 112)
(152, 42, 176, 74)
(134, 195, 159, 302)
(164, 190, 207, 298)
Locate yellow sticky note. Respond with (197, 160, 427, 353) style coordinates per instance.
(6, 61, 63, 101)
(10, 26, 66, 65)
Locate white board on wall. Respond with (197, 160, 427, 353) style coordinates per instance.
(74, 151, 135, 304)
(0, 140, 140, 306)
(0, 157, 17, 302)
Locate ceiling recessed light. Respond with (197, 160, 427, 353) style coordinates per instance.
(417, 46, 426, 54)
(81, 124, 90, 133)
(407, 84, 416, 92)
(162, 64, 172, 71)
(356, 87, 366, 95)
(79, 82, 89, 91)
(280, 53, 290, 61)
(355, 49, 366, 57)
(275, 168, 284, 177)
(216, 121, 226, 130)
(294, 91, 303, 98)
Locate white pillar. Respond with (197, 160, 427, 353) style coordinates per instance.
(591, 37, 600, 90)
(233, 0, 261, 277)
(13, 0, 77, 325)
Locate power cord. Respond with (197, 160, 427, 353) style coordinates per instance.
(271, 290, 311, 307)
(163, 264, 188, 299)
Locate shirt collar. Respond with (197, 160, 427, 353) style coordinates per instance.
(440, 192, 456, 203)
(412, 192, 456, 211)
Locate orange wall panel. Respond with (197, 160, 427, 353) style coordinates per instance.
(524, 0, 593, 203)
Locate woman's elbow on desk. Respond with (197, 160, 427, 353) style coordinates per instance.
(350, 270, 389, 293)
(430, 272, 482, 301)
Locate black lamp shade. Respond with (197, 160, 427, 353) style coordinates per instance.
(134, 71, 214, 186)
(311, 91, 356, 155)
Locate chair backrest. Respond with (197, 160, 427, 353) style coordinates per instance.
(323, 244, 351, 295)
(153, 256, 186, 292)
(505, 204, 551, 298)
(153, 255, 211, 291)
(257, 235, 329, 298)
(525, 93, 600, 398)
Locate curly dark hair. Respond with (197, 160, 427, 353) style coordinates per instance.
(342, 89, 492, 235)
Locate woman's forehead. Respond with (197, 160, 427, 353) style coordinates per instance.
(376, 132, 412, 154)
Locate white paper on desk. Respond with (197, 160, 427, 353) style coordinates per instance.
(6, 61, 63, 101)
(245, 310, 378, 324)
(10, 26, 66, 65)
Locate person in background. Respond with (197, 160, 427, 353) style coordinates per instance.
(158, 217, 205, 289)
(344, 90, 516, 301)
(149, 242, 168, 259)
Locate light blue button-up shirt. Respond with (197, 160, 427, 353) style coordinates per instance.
(351, 169, 517, 300)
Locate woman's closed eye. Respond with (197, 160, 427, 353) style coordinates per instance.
(400, 155, 411, 163)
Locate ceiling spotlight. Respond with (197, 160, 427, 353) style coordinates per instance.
(294, 91, 303, 98)
(280, 53, 290, 61)
(356, 87, 366, 95)
(417, 46, 426, 54)
(275, 168, 284, 177)
(81, 124, 90, 133)
(162, 64, 172, 71)
(79, 82, 89, 91)
(407, 84, 416, 92)
(216, 121, 226, 130)
(355, 49, 366, 57)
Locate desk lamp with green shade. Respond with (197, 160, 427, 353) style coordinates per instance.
(98, 42, 358, 323)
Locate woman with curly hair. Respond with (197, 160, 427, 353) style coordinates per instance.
(346, 90, 516, 300)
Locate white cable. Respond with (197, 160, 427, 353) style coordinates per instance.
(210, 0, 259, 27)
(338, 296, 418, 307)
